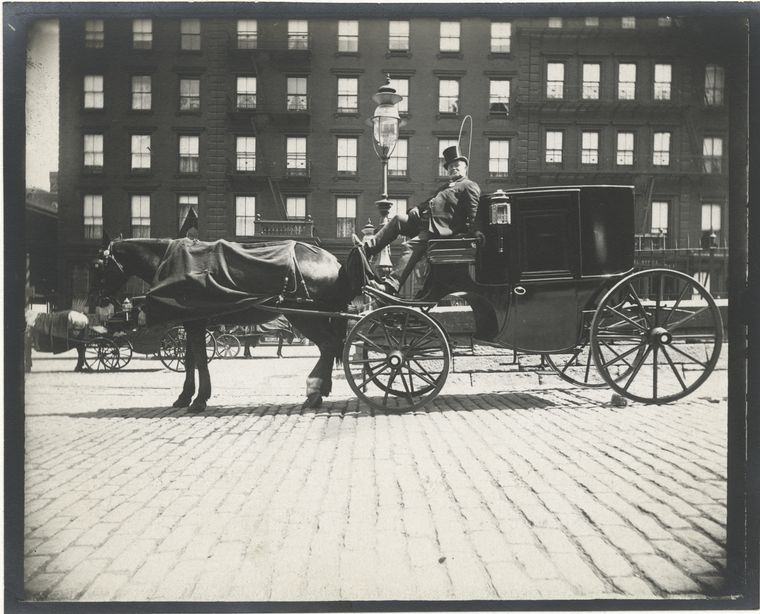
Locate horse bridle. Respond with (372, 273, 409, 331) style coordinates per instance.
(100, 241, 125, 277)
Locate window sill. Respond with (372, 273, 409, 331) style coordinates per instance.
(335, 111, 360, 117)
(334, 174, 359, 181)
(130, 169, 153, 176)
(178, 49, 202, 54)
(176, 173, 201, 179)
(389, 175, 410, 181)
(487, 51, 512, 59)
(386, 50, 411, 58)
(437, 51, 463, 60)
(334, 51, 360, 57)
(82, 168, 104, 175)
(436, 113, 461, 120)
(177, 109, 202, 115)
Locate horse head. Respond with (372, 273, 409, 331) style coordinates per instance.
(93, 233, 129, 299)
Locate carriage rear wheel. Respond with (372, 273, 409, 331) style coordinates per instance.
(590, 268, 722, 404)
(543, 336, 644, 388)
(83, 337, 120, 372)
(111, 335, 133, 370)
(159, 326, 186, 372)
(205, 330, 217, 362)
(216, 333, 241, 358)
(343, 306, 450, 412)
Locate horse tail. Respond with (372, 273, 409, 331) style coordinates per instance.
(331, 316, 347, 368)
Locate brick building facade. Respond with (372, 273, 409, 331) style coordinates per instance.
(57, 11, 731, 306)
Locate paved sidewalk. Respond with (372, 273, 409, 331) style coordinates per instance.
(23, 347, 728, 602)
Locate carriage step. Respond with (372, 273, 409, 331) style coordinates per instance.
(361, 285, 438, 308)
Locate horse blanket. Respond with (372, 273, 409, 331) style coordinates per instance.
(144, 238, 319, 325)
(29, 310, 88, 354)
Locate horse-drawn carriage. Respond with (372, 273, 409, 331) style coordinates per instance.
(96, 185, 722, 412)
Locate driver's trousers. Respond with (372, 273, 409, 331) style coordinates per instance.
(365, 212, 433, 292)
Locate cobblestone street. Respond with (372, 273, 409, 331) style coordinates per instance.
(23, 345, 728, 603)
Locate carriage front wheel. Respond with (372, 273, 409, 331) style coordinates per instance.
(342, 306, 450, 412)
(83, 337, 120, 372)
(111, 335, 133, 370)
(216, 333, 241, 358)
(590, 268, 722, 404)
(159, 326, 186, 372)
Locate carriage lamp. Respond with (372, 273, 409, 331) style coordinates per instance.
(489, 189, 512, 254)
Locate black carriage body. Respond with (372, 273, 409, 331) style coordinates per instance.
(421, 185, 635, 353)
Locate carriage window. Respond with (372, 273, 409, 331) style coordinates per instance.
(581, 131, 599, 165)
(287, 137, 307, 176)
(131, 195, 151, 238)
(652, 131, 671, 166)
(519, 206, 574, 276)
(338, 20, 358, 53)
(438, 79, 459, 114)
(336, 197, 356, 238)
(235, 195, 256, 236)
(388, 21, 409, 51)
(180, 19, 201, 51)
(236, 76, 256, 109)
(582, 63, 600, 100)
(236, 136, 256, 172)
(83, 75, 104, 109)
(545, 131, 563, 163)
(651, 201, 669, 235)
(287, 77, 308, 111)
(178, 194, 199, 233)
(85, 20, 104, 48)
(179, 135, 199, 173)
(705, 64, 725, 105)
(286, 196, 307, 219)
(131, 134, 151, 170)
(83, 194, 103, 239)
(337, 77, 358, 113)
(337, 137, 357, 174)
(489, 79, 510, 113)
(288, 20, 309, 50)
(489, 139, 509, 176)
(388, 138, 408, 176)
(702, 137, 723, 173)
(179, 78, 200, 111)
(490, 22, 511, 53)
(389, 78, 408, 114)
(440, 21, 460, 52)
(83, 134, 103, 171)
(131, 76, 151, 110)
(237, 20, 257, 49)
(546, 62, 564, 99)
(618, 63, 637, 100)
(654, 63, 672, 101)
(132, 19, 152, 50)
(438, 138, 458, 176)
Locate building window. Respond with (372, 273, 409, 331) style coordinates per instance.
(287, 196, 307, 219)
(130, 195, 151, 238)
(388, 21, 409, 51)
(546, 62, 564, 99)
(705, 64, 725, 105)
(237, 19, 257, 49)
(179, 78, 200, 111)
(83, 75, 104, 109)
(438, 79, 459, 113)
(490, 22, 511, 53)
(286, 137, 307, 175)
(85, 20, 104, 48)
(548, 17, 563, 28)
(388, 138, 408, 176)
(288, 20, 309, 50)
(581, 131, 599, 165)
(582, 63, 600, 100)
(337, 77, 358, 113)
(389, 78, 409, 114)
(616, 132, 635, 165)
(658, 17, 673, 27)
(440, 22, 460, 52)
(336, 197, 357, 238)
(621, 16, 636, 29)
(180, 19, 201, 50)
(337, 137, 357, 174)
(701, 203, 721, 239)
(132, 19, 152, 50)
(545, 131, 563, 163)
(235, 195, 256, 236)
(236, 77, 257, 109)
(287, 77, 308, 111)
(83, 195, 103, 239)
(651, 201, 669, 234)
(703, 137, 723, 173)
(179, 135, 199, 173)
(387, 198, 406, 217)
(131, 134, 151, 170)
(488, 139, 509, 177)
(438, 139, 458, 176)
(652, 131, 671, 166)
(618, 63, 636, 100)
(131, 76, 151, 110)
(236, 136, 256, 172)
(178, 194, 199, 233)
(338, 20, 358, 52)
(585, 17, 599, 27)
(83, 134, 103, 171)
(489, 79, 510, 113)
(654, 63, 672, 101)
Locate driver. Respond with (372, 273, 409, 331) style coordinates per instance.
(357, 145, 481, 295)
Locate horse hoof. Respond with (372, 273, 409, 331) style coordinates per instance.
(302, 393, 322, 409)
(187, 402, 206, 413)
(173, 397, 191, 408)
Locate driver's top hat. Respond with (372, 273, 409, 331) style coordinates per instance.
(442, 145, 468, 169)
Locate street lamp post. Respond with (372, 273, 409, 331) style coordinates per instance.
(368, 77, 403, 276)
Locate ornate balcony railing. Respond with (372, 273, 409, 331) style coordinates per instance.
(255, 216, 314, 238)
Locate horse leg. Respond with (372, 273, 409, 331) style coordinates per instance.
(74, 341, 85, 372)
(288, 315, 342, 409)
(173, 325, 196, 408)
(187, 322, 211, 413)
(276, 333, 284, 358)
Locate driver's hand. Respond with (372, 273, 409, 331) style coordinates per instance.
(363, 235, 377, 250)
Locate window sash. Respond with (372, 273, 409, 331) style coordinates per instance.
(389, 78, 408, 113)
(438, 80, 459, 113)
(83, 195, 103, 238)
(548, 17, 563, 28)
(651, 201, 669, 233)
(236, 137, 256, 171)
(178, 195, 199, 231)
(85, 20, 104, 48)
(439, 22, 460, 52)
(490, 22, 511, 52)
(131, 195, 151, 237)
(287, 197, 307, 219)
(616, 133, 635, 165)
(179, 136, 199, 173)
(581, 132, 599, 164)
(701, 204, 721, 231)
(181, 19, 201, 50)
(84, 134, 104, 168)
(388, 21, 409, 50)
(489, 80, 510, 111)
(84, 75, 104, 108)
(179, 79, 200, 111)
(338, 21, 358, 52)
(618, 64, 637, 100)
(288, 20, 309, 49)
(488, 140, 509, 176)
(131, 76, 151, 110)
(654, 64, 672, 100)
(545, 131, 563, 163)
(131, 135, 151, 169)
(236, 196, 257, 235)
(546, 63, 565, 99)
(388, 138, 408, 176)
(337, 138, 357, 172)
(705, 65, 725, 105)
(287, 138, 307, 171)
(236, 77, 257, 109)
(337, 78, 358, 112)
(622, 16, 636, 29)
(336, 197, 357, 237)
(582, 64, 600, 99)
(653, 132, 671, 166)
(237, 20, 258, 49)
(585, 17, 599, 27)
(132, 19, 152, 49)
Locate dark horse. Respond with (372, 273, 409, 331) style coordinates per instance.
(96, 237, 363, 412)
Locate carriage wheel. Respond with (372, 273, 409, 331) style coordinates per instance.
(590, 268, 722, 404)
(216, 333, 241, 358)
(159, 326, 187, 372)
(83, 337, 119, 372)
(205, 330, 217, 363)
(342, 306, 450, 412)
(110, 335, 133, 370)
(543, 338, 644, 388)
